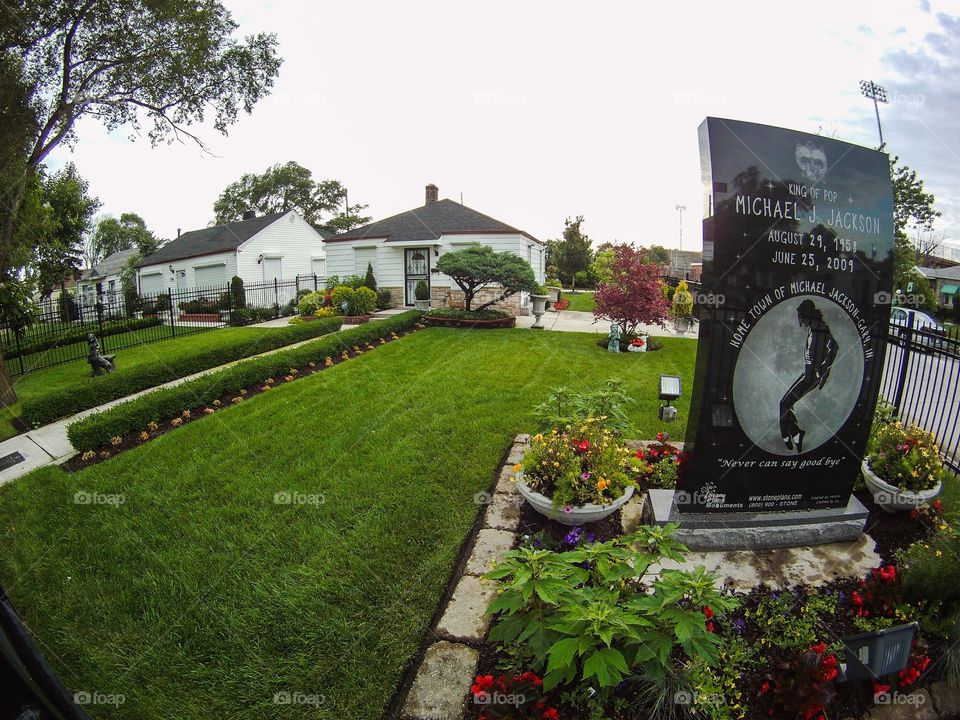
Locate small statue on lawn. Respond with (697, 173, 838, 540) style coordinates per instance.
(607, 323, 621, 353)
(87, 334, 115, 376)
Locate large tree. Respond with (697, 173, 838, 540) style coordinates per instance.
(0, 0, 281, 407)
(547, 216, 594, 291)
(213, 161, 371, 232)
(89, 212, 159, 265)
(436, 244, 537, 311)
(33, 163, 101, 296)
(890, 155, 941, 311)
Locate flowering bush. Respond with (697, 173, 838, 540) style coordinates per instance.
(470, 672, 556, 719)
(851, 565, 900, 622)
(868, 421, 946, 491)
(635, 431, 683, 489)
(592, 244, 670, 338)
(519, 420, 646, 506)
(757, 643, 839, 720)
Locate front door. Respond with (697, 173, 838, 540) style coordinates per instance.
(404, 249, 430, 306)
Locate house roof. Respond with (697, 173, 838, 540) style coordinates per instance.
(918, 265, 960, 281)
(326, 198, 542, 245)
(137, 212, 290, 267)
(80, 248, 140, 281)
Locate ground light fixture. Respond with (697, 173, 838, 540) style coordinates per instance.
(659, 374, 682, 422)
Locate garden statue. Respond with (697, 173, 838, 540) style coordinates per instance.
(87, 334, 116, 376)
(607, 323, 621, 353)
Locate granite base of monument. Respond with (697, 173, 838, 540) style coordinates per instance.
(643, 490, 868, 551)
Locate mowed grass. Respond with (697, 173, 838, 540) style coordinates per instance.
(0, 328, 695, 720)
(560, 290, 596, 313)
(0, 324, 296, 441)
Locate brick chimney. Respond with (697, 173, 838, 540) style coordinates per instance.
(425, 184, 438, 205)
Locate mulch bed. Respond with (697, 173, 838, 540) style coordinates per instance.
(61, 326, 423, 472)
(465, 483, 945, 720)
(424, 316, 516, 329)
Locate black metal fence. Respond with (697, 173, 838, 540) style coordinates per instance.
(2, 276, 326, 376)
(879, 313, 960, 471)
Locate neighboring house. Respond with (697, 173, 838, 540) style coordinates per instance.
(666, 249, 703, 281)
(324, 185, 545, 313)
(78, 248, 140, 308)
(136, 210, 330, 298)
(917, 265, 960, 310)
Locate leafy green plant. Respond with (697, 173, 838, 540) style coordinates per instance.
(425, 307, 508, 321)
(297, 290, 328, 316)
(330, 286, 355, 314)
(743, 590, 839, 651)
(324, 275, 341, 290)
(486, 526, 737, 692)
(414, 280, 430, 301)
(352, 286, 377, 316)
(343, 274, 366, 289)
(363, 262, 377, 291)
(230, 275, 246, 310)
(533, 379, 635, 433)
(376, 288, 393, 310)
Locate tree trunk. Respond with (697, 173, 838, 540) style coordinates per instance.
(0, 353, 17, 408)
(0, 172, 28, 275)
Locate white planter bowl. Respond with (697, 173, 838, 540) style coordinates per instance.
(516, 474, 634, 526)
(862, 457, 942, 513)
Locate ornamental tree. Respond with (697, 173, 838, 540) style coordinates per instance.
(593, 244, 669, 337)
(436, 244, 537, 311)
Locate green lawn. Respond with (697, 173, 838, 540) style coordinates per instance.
(560, 290, 596, 313)
(0, 328, 696, 720)
(0, 324, 295, 441)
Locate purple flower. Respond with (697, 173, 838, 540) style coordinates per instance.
(581, 471, 591, 480)
(564, 527, 583, 546)
(532, 538, 543, 548)
(584, 532, 596, 545)
(731, 618, 746, 633)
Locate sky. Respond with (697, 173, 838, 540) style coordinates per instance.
(48, 0, 960, 259)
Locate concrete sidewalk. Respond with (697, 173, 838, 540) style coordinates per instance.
(514, 309, 699, 339)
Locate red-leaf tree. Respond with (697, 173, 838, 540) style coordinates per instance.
(593, 244, 669, 338)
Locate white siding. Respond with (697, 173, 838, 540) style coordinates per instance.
(139, 272, 163, 295)
(138, 250, 237, 293)
(324, 233, 544, 289)
(236, 211, 326, 284)
(194, 263, 227, 288)
(354, 247, 377, 276)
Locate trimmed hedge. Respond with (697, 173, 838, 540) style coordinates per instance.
(22, 316, 345, 428)
(2, 316, 163, 360)
(67, 311, 423, 452)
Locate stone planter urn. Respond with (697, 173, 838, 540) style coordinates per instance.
(672, 316, 692, 334)
(861, 457, 942, 513)
(530, 294, 549, 329)
(516, 473, 635, 526)
(414, 299, 432, 311)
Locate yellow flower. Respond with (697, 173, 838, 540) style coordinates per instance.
(513, 463, 522, 473)
(597, 479, 608, 490)
(534, 433, 544, 442)
(936, 550, 943, 557)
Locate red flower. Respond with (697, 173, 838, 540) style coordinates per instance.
(811, 642, 827, 654)
(933, 500, 942, 511)
(635, 449, 646, 459)
(705, 621, 715, 633)
(471, 674, 494, 696)
(656, 431, 665, 442)
(649, 449, 659, 458)
(910, 509, 920, 520)
(872, 681, 891, 696)
(702, 606, 714, 619)
(542, 708, 559, 720)
(821, 655, 838, 668)
(759, 681, 771, 695)
(574, 440, 590, 453)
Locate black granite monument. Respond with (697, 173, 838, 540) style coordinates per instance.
(647, 118, 895, 548)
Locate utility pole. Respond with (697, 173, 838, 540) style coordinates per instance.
(859, 80, 888, 149)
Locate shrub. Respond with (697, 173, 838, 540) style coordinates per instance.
(593, 244, 670, 337)
(363, 262, 377, 291)
(352, 286, 377, 316)
(313, 307, 337, 319)
(425, 307, 508, 321)
(574, 270, 591, 289)
(330, 286, 354, 314)
(66, 311, 423, 451)
(435, 243, 537, 311)
(671, 279, 694, 320)
(230, 276, 246, 309)
(323, 275, 340, 291)
(376, 288, 393, 310)
(342, 274, 365, 289)
(23, 317, 344, 427)
(297, 290, 329, 316)
(414, 280, 430, 301)
(178, 296, 224, 314)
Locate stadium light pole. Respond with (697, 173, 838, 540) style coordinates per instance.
(859, 80, 888, 149)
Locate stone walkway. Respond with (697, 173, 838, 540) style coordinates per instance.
(515, 309, 699, 338)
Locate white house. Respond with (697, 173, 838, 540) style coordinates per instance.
(324, 185, 545, 313)
(136, 210, 330, 297)
(78, 247, 139, 307)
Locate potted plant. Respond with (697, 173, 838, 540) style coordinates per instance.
(414, 280, 431, 311)
(862, 421, 945, 512)
(670, 279, 694, 333)
(530, 284, 550, 329)
(516, 418, 645, 525)
(545, 265, 562, 307)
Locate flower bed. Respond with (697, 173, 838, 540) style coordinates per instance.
(424, 314, 516, 329)
(178, 313, 220, 323)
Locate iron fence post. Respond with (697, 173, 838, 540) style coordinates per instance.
(169, 288, 176, 338)
(14, 331, 24, 375)
(891, 314, 913, 416)
(274, 277, 279, 317)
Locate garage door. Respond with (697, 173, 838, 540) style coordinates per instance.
(194, 264, 226, 288)
(312, 258, 326, 279)
(140, 272, 163, 295)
